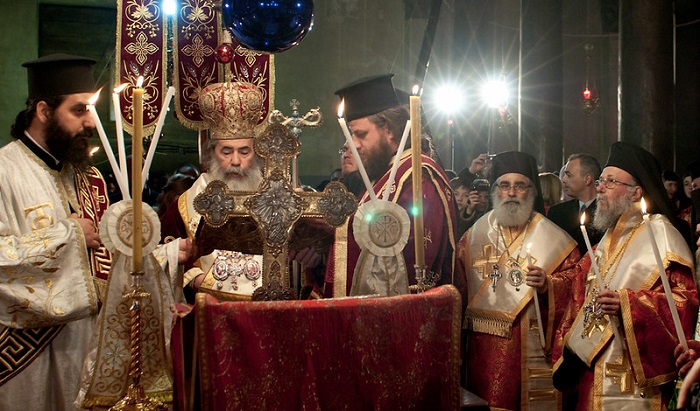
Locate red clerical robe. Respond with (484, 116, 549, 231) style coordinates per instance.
(456, 211, 579, 411)
(324, 150, 456, 297)
(552, 208, 698, 410)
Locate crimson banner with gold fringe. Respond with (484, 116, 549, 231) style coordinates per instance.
(173, 0, 223, 130)
(173, 0, 274, 130)
(116, 0, 168, 137)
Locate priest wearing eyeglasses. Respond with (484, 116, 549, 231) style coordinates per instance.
(552, 142, 697, 410)
(456, 151, 579, 411)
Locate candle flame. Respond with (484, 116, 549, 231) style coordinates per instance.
(337, 99, 345, 118)
(412, 84, 420, 96)
(89, 146, 100, 156)
(136, 76, 144, 88)
(526, 242, 532, 253)
(580, 212, 586, 226)
(641, 198, 647, 215)
(87, 87, 103, 106)
(113, 83, 128, 93)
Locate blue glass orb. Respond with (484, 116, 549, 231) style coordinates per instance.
(222, 0, 314, 53)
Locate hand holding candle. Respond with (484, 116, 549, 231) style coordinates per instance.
(526, 242, 546, 348)
(641, 198, 688, 350)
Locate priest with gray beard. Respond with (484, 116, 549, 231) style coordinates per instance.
(552, 142, 697, 410)
(160, 81, 266, 301)
(455, 151, 579, 411)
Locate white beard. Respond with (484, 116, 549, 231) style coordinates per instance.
(208, 159, 263, 192)
(593, 192, 634, 232)
(491, 188, 535, 228)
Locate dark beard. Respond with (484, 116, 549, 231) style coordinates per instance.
(363, 139, 393, 182)
(44, 115, 93, 170)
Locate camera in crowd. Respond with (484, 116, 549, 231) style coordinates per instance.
(470, 178, 491, 192)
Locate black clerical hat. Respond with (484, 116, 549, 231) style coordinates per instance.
(22, 53, 97, 99)
(335, 74, 399, 122)
(605, 142, 673, 216)
(490, 151, 545, 214)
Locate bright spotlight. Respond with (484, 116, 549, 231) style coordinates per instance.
(434, 86, 463, 114)
(163, 0, 177, 15)
(481, 78, 509, 108)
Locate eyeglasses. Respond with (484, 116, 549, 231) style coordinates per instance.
(338, 146, 349, 155)
(594, 178, 636, 190)
(496, 182, 531, 193)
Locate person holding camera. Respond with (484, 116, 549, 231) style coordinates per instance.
(452, 177, 491, 238)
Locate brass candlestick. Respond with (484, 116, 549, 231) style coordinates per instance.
(109, 271, 166, 411)
(408, 264, 439, 294)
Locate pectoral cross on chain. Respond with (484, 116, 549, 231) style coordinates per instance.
(489, 264, 502, 292)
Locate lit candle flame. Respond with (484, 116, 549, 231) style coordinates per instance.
(412, 84, 420, 96)
(88, 87, 103, 106)
(580, 211, 586, 226)
(337, 99, 345, 118)
(641, 197, 647, 215)
(136, 76, 144, 88)
(113, 83, 128, 94)
(89, 146, 100, 156)
(526, 242, 532, 253)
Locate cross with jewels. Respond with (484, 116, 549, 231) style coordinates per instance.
(193, 123, 357, 300)
(488, 264, 502, 292)
(268, 99, 322, 187)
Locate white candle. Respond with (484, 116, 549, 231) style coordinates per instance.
(88, 89, 129, 197)
(132, 76, 144, 273)
(382, 120, 410, 201)
(142, 86, 176, 189)
(337, 100, 376, 201)
(580, 212, 604, 290)
(526, 242, 546, 349)
(409, 85, 425, 267)
(641, 198, 688, 350)
(112, 83, 129, 199)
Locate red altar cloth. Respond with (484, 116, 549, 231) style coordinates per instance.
(172, 285, 461, 411)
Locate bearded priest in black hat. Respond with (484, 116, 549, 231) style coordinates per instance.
(552, 142, 697, 410)
(322, 74, 456, 297)
(0, 55, 192, 410)
(456, 150, 579, 410)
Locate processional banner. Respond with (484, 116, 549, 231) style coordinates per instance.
(116, 0, 168, 137)
(173, 0, 274, 130)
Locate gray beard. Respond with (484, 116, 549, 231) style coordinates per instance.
(491, 189, 535, 227)
(208, 160, 263, 192)
(592, 193, 634, 232)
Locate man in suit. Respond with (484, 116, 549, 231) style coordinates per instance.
(547, 153, 602, 254)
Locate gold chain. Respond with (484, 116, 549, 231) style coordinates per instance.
(594, 220, 644, 289)
(497, 213, 534, 263)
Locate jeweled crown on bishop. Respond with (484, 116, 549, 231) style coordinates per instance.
(199, 81, 266, 140)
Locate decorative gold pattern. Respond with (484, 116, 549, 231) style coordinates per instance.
(181, 34, 213, 67)
(0, 325, 64, 387)
(473, 244, 500, 279)
(605, 352, 634, 394)
(178, 0, 215, 39)
(198, 81, 266, 140)
(194, 124, 357, 300)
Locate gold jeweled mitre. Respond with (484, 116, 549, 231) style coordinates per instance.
(198, 81, 267, 140)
